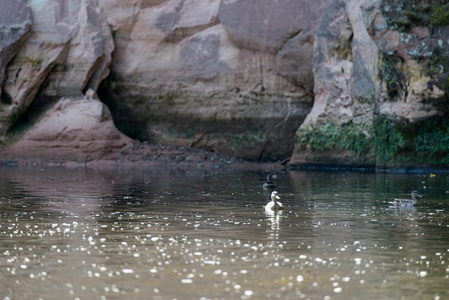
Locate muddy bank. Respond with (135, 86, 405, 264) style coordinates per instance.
(2, 139, 447, 173)
(0, 96, 285, 170)
(0, 141, 285, 171)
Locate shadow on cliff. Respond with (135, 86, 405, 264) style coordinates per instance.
(98, 78, 309, 163)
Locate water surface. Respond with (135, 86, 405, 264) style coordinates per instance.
(0, 166, 448, 299)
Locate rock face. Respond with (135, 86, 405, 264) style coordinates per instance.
(0, 0, 113, 135)
(98, 0, 329, 161)
(0, 0, 32, 117)
(1, 0, 449, 166)
(4, 95, 131, 162)
(303, 0, 446, 127)
(291, 0, 449, 167)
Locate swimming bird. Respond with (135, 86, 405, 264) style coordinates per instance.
(391, 190, 423, 207)
(265, 191, 284, 211)
(263, 173, 277, 189)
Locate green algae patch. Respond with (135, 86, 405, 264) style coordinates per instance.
(229, 132, 266, 151)
(414, 116, 449, 164)
(430, 3, 449, 26)
(296, 114, 449, 167)
(296, 115, 407, 163)
(296, 122, 372, 159)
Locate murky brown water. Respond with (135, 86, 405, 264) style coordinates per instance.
(0, 166, 448, 299)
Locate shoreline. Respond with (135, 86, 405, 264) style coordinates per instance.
(0, 142, 285, 171)
(1, 156, 448, 174)
(296, 163, 449, 174)
(2, 141, 448, 173)
(0, 158, 283, 171)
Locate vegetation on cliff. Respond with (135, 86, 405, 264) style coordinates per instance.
(296, 113, 449, 167)
(382, 0, 449, 91)
(385, 1, 449, 29)
(413, 116, 449, 164)
(295, 123, 372, 159)
(296, 114, 405, 164)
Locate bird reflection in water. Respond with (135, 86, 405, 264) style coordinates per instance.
(265, 206, 283, 241)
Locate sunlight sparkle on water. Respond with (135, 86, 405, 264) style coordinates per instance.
(1, 168, 449, 299)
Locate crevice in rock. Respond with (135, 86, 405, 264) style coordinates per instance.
(82, 54, 108, 95)
(97, 77, 146, 141)
(163, 18, 220, 44)
(274, 29, 303, 56)
(5, 89, 58, 138)
(257, 142, 267, 162)
(1, 88, 13, 105)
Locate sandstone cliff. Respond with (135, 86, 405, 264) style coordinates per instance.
(292, 0, 449, 167)
(1, 0, 448, 167)
(98, 0, 328, 161)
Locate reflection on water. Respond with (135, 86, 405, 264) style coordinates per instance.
(1, 166, 449, 299)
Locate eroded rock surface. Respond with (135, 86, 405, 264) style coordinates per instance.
(1, 0, 449, 166)
(98, 0, 330, 161)
(291, 0, 449, 167)
(0, 0, 31, 112)
(0, 0, 113, 135)
(3, 95, 131, 162)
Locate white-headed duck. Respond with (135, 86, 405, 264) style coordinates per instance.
(265, 191, 284, 211)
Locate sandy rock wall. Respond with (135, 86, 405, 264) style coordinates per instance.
(292, 0, 449, 167)
(4, 94, 132, 163)
(98, 0, 329, 161)
(1, 0, 448, 165)
(0, 0, 113, 135)
(0, 0, 32, 125)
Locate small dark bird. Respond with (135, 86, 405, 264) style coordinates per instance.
(263, 173, 277, 189)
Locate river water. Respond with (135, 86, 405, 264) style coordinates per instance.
(0, 166, 448, 299)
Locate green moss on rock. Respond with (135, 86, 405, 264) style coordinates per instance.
(296, 114, 449, 166)
(383, 1, 449, 30)
(430, 3, 449, 26)
(229, 132, 266, 151)
(296, 122, 372, 158)
(414, 116, 449, 164)
(373, 115, 404, 163)
(382, 0, 449, 93)
(296, 115, 406, 163)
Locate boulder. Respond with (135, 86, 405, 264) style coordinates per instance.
(4, 95, 131, 162)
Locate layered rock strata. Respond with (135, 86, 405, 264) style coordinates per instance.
(0, 0, 448, 167)
(1, 0, 113, 135)
(3, 94, 131, 163)
(291, 0, 449, 167)
(98, 0, 330, 161)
